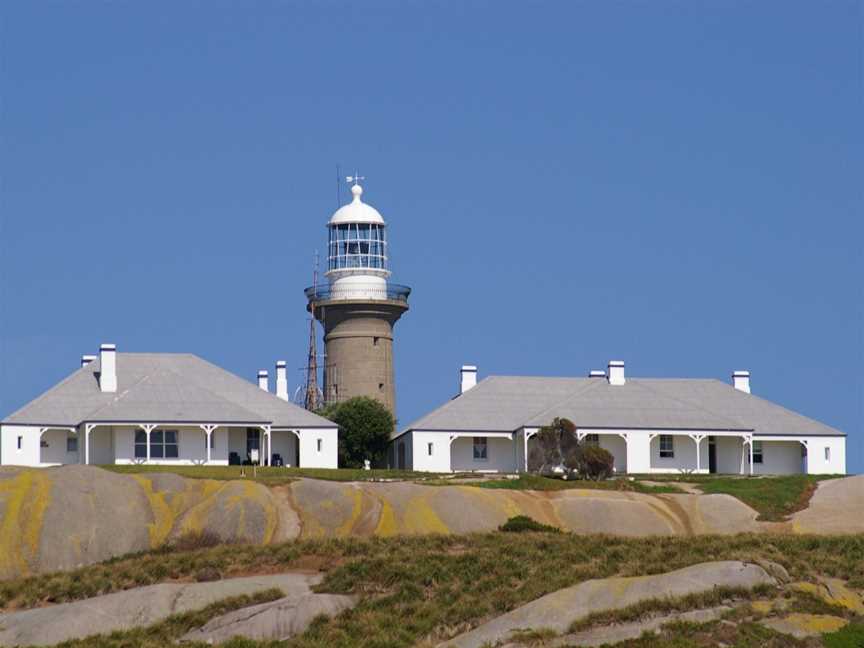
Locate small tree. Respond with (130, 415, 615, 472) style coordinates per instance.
(527, 417, 614, 480)
(318, 397, 394, 469)
(528, 418, 579, 474)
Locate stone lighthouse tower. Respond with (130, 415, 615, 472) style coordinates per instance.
(305, 179, 410, 416)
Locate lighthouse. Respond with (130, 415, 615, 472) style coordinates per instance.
(305, 178, 410, 417)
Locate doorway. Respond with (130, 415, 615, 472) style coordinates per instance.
(708, 436, 717, 474)
(397, 442, 406, 470)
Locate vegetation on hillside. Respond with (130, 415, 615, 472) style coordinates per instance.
(528, 417, 616, 480)
(1, 528, 861, 648)
(317, 396, 395, 468)
(474, 473, 684, 494)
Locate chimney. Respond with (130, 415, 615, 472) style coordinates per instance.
(732, 370, 751, 394)
(460, 365, 478, 394)
(589, 370, 606, 378)
(81, 354, 97, 368)
(99, 344, 117, 392)
(257, 370, 269, 391)
(608, 360, 626, 386)
(275, 360, 288, 401)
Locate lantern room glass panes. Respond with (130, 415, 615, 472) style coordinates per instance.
(328, 223, 387, 271)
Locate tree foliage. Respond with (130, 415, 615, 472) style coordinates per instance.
(527, 417, 615, 480)
(318, 397, 395, 469)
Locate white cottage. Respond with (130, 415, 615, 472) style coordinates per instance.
(0, 344, 339, 468)
(392, 362, 846, 475)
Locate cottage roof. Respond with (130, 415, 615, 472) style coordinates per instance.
(2, 353, 335, 428)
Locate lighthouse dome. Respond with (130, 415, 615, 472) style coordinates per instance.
(329, 184, 385, 225)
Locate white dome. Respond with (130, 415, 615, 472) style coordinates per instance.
(328, 184, 385, 225)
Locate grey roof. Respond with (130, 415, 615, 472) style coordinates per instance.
(398, 375, 843, 438)
(2, 353, 335, 429)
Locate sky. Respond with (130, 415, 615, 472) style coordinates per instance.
(1, 1, 861, 473)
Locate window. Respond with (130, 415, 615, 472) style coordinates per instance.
(824, 447, 831, 462)
(473, 437, 488, 461)
(150, 429, 179, 459)
(246, 428, 260, 459)
(317, 438, 323, 453)
(67, 435, 78, 453)
(659, 435, 674, 458)
(752, 441, 763, 464)
(17, 436, 22, 450)
(585, 434, 600, 447)
(427, 442, 433, 456)
(135, 430, 148, 458)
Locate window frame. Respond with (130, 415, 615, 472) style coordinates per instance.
(752, 440, 763, 464)
(427, 442, 433, 456)
(659, 435, 675, 458)
(66, 434, 78, 453)
(472, 437, 488, 461)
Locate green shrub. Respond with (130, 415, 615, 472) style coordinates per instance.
(498, 515, 560, 533)
(824, 622, 864, 648)
(574, 445, 615, 481)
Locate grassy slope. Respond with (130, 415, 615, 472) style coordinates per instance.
(1, 531, 862, 648)
(473, 474, 684, 494)
(102, 465, 444, 486)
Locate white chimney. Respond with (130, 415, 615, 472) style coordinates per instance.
(257, 370, 269, 391)
(589, 370, 606, 379)
(99, 344, 117, 392)
(275, 360, 288, 401)
(460, 365, 478, 394)
(81, 354, 97, 368)
(608, 360, 626, 386)
(732, 370, 751, 394)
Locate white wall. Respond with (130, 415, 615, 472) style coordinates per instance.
(39, 428, 79, 465)
(802, 437, 846, 475)
(597, 434, 628, 473)
(450, 435, 516, 472)
(298, 427, 338, 468)
(0, 425, 41, 466)
(271, 430, 299, 467)
(714, 436, 745, 474)
(753, 440, 803, 475)
(410, 431, 453, 473)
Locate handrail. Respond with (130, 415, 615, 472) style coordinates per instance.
(305, 283, 411, 303)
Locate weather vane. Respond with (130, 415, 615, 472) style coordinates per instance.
(345, 172, 365, 186)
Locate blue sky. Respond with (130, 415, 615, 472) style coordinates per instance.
(1, 1, 861, 473)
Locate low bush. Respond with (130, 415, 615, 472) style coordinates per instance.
(573, 445, 615, 481)
(498, 515, 560, 533)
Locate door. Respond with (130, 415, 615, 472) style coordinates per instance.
(397, 442, 406, 470)
(708, 436, 717, 474)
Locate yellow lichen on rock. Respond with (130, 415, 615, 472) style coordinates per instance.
(793, 579, 864, 615)
(402, 495, 450, 535)
(778, 613, 848, 634)
(750, 599, 775, 614)
(375, 499, 398, 536)
(0, 470, 52, 578)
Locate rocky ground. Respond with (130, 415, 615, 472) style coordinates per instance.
(0, 466, 862, 579)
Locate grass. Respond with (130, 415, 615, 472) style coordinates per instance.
(1, 529, 862, 647)
(102, 464, 448, 486)
(824, 622, 864, 648)
(473, 474, 684, 494)
(594, 618, 815, 647)
(697, 475, 831, 522)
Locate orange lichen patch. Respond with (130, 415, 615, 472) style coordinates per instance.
(456, 485, 523, 520)
(335, 487, 364, 536)
(0, 470, 52, 578)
